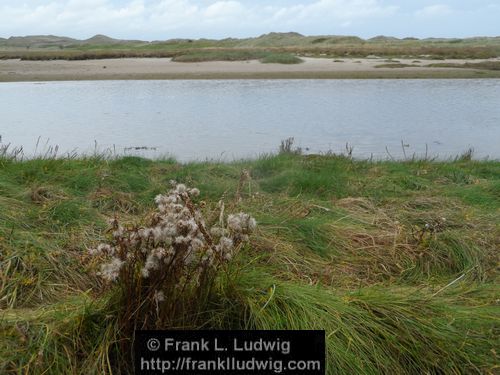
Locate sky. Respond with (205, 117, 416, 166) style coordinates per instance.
(1, 0, 499, 40)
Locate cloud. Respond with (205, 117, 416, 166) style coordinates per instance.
(415, 4, 452, 18)
(266, 0, 397, 25)
(0, 0, 399, 39)
(204, 1, 246, 19)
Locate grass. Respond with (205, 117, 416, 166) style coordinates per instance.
(375, 63, 420, 68)
(426, 61, 500, 71)
(171, 50, 303, 64)
(0, 153, 499, 374)
(2, 34, 500, 61)
(0, 48, 302, 65)
(171, 49, 269, 62)
(260, 53, 304, 64)
(0, 47, 303, 64)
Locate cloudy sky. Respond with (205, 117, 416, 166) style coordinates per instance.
(1, 0, 499, 40)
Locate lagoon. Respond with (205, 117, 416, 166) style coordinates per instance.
(1, 79, 499, 160)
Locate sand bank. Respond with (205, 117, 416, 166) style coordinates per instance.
(1, 57, 500, 81)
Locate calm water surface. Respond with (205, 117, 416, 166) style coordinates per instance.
(1, 79, 499, 161)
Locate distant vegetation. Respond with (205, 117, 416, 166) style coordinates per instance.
(1, 32, 500, 62)
(260, 52, 304, 64)
(170, 49, 303, 64)
(171, 49, 269, 62)
(426, 60, 500, 71)
(375, 63, 420, 68)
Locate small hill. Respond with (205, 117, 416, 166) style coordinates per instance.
(2, 33, 500, 56)
(84, 34, 119, 44)
(4, 35, 78, 47)
(310, 35, 364, 44)
(422, 37, 453, 42)
(260, 32, 304, 38)
(369, 35, 401, 43)
(152, 38, 192, 44)
(240, 32, 306, 47)
(83, 34, 144, 44)
(0, 34, 148, 49)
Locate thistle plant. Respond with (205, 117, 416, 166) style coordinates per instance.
(89, 182, 256, 336)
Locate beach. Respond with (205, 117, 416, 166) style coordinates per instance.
(2, 56, 500, 81)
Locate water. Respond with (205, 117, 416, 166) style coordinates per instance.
(1, 79, 499, 161)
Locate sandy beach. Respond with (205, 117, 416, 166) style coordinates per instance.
(1, 57, 500, 81)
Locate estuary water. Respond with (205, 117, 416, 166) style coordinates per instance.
(1, 79, 499, 161)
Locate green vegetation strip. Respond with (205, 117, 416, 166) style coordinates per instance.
(0, 153, 499, 374)
(426, 60, 500, 71)
(170, 50, 303, 64)
(2, 33, 500, 60)
(374, 63, 420, 68)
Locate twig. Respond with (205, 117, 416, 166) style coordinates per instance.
(260, 284, 276, 312)
(431, 266, 477, 297)
(401, 139, 407, 160)
(385, 146, 395, 161)
(310, 204, 332, 212)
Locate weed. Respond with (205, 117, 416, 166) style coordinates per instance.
(279, 137, 302, 155)
(87, 182, 256, 370)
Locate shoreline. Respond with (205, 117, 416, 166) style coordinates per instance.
(2, 57, 500, 81)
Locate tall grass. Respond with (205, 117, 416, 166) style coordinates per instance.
(0, 153, 498, 373)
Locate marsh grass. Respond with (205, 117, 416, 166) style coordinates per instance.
(171, 49, 268, 62)
(171, 50, 303, 64)
(427, 61, 500, 71)
(375, 63, 420, 68)
(0, 153, 498, 373)
(260, 53, 304, 64)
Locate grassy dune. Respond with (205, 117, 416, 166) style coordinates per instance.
(0, 152, 499, 374)
(2, 33, 500, 62)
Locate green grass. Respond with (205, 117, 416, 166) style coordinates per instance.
(171, 50, 303, 64)
(426, 60, 500, 71)
(171, 49, 269, 62)
(2, 34, 500, 61)
(0, 154, 498, 373)
(375, 63, 420, 68)
(260, 53, 304, 64)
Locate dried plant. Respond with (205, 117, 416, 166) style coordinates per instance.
(88, 182, 256, 346)
(279, 137, 302, 155)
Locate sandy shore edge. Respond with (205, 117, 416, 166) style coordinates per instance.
(2, 57, 500, 81)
